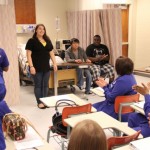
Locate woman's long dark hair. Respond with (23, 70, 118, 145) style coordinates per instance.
(32, 24, 51, 42)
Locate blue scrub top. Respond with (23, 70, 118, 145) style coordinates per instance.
(0, 101, 11, 150)
(0, 48, 9, 78)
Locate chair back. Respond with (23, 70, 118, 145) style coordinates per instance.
(114, 94, 140, 114)
(107, 130, 141, 150)
(62, 103, 92, 126)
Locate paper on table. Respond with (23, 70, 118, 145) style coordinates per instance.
(129, 137, 150, 150)
(134, 101, 145, 109)
(54, 95, 73, 101)
(14, 126, 44, 150)
(95, 87, 104, 92)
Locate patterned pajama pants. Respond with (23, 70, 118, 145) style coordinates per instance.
(89, 64, 114, 81)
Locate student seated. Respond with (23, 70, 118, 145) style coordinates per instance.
(86, 35, 114, 84)
(128, 82, 150, 138)
(67, 119, 107, 150)
(93, 56, 137, 121)
(65, 38, 92, 94)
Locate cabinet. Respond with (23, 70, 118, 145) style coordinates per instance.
(14, 0, 36, 24)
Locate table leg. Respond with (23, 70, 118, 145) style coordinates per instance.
(54, 71, 58, 95)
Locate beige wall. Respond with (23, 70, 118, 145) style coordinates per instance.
(17, 0, 68, 48)
(67, 0, 132, 11)
(132, 0, 150, 68)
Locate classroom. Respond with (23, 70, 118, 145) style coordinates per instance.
(0, 0, 150, 150)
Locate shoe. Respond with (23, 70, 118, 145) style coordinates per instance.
(85, 91, 93, 95)
(78, 86, 84, 90)
(92, 83, 98, 88)
(37, 103, 47, 109)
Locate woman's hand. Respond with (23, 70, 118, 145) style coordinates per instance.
(75, 59, 82, 63)
(132, 83, 149, 95)
(53, 64, 57, 72)
(30, 66, 36, 75)
(95, 77, 108, 88)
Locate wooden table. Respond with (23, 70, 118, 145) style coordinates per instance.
(64, 111, 143, 138)
(134, 67, 150, 78)
(40, 94, 97, 112)
(53, 62, 92, 95)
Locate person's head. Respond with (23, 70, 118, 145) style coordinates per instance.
(67, 119, 107, 150)
(33, 24, 50, 42)
(70, 38, 80, 50)
(115, 56, 134, 76)
(93, 35, 101, 46)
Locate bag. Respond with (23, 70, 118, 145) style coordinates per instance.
(52, 99, 77, 135)
(2, 113, 27, 141)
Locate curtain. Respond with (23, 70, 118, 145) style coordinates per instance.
(66, 9, 122, 65)
(0, 0, 20, 105)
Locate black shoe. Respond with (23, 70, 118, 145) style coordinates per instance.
(78, 86, 84, 90)
(85, 91, 93, 95)
(37, 103, 47, 109)
(92, 83, 98, 88)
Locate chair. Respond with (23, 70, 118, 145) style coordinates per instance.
(114, 94, 140, 122)
(47, 103, 92, 150)
(107, 130, 141, 150)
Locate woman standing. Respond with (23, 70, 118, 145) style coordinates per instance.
(26, 24, 57, 109)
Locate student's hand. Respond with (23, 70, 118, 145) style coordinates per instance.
(147, 82, 150, 90)
(75, 59, 82, 63)
(95, 77, 108, 88)
(53, 64, 57, 72)
(86, 59, 91, 63)
(98, 54, 108, 61)
(30, 67, 36, 75)
(132, 83, 149, 95)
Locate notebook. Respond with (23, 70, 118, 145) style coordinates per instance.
(129, 137, 150, 150)
(134, 101, 145, 109)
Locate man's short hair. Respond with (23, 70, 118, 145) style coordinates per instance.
(94, 35, 101, 39)
(70, 38, 80, 45)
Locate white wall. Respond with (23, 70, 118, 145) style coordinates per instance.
(133, 0, 150, 68)
(17, 0, 68, 48)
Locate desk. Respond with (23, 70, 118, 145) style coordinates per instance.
(90, 87, 105, 97)
(64, 111, 143, 138)
(114, 145, 130, 150)
(130, 104, 145, 115)
(40, 94, 97, 112)
(6, 139, 54, 150)
(53, 62, 92, 95)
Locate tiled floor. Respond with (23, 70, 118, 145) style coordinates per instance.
(10, 75, 150, 149)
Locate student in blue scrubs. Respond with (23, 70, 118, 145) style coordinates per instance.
(128, 83, 150, 137)
(93, 56, 137, 121)
(0, 48, 11, 150)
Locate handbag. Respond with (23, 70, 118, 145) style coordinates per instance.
(52, 99, 77, 135)
(2, 113, 27, 141)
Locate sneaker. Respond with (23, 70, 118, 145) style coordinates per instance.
(85, 91, 93, 95)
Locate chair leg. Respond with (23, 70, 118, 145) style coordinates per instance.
(47, 128, 51, 143)
(61, 136, 65, 150)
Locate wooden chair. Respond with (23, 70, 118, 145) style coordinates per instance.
(114, 94, 140, 122)
(47, 103, 92, 150)
(107, 130, 141, 150)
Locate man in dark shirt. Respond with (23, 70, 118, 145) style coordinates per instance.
(86, 35, 114, 84)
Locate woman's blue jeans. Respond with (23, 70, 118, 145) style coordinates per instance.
(33, 71, 50, 104)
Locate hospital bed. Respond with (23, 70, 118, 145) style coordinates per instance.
(18, 44, 33, 86)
